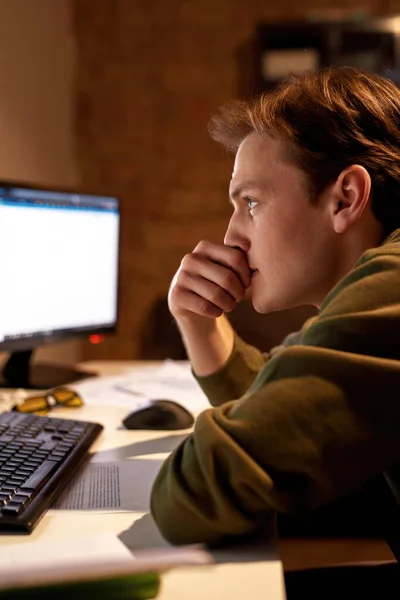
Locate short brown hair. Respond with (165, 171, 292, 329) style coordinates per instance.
(209, 66, 400, 236)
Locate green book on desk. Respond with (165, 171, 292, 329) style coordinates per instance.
(0, 571, 160, 599)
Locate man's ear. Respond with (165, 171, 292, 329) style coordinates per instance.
(330, 165, 371, 234)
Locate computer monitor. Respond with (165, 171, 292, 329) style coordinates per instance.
(0, 183, 120, 389)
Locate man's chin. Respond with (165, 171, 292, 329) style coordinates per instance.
(250, 275, 307, 313)
(251, 292, 297, 314)
(251, 296, 279, 314)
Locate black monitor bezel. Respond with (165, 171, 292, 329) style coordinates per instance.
(0, 179, 121, 352)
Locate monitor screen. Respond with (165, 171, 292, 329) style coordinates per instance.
(0, 184, 120, 388)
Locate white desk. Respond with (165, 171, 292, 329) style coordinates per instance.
(0, 360, 286, 600)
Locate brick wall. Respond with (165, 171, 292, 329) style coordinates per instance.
(74, 0, 388, 360)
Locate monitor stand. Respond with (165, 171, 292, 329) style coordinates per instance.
(0, 350, 97, 389)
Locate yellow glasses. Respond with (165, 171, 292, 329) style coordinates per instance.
(12, 387, 84, 416)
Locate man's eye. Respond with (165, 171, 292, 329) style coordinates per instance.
(246, 198, 258, 211)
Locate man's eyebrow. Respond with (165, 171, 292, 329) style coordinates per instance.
(229, 181, 263, 201)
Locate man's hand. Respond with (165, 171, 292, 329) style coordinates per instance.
(168, 240, 252, 323)
(168, 241, 252, 376)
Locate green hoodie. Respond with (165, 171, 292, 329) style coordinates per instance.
(151, 229, 400, 545)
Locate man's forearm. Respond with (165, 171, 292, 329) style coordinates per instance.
(176, 313, 235, 377)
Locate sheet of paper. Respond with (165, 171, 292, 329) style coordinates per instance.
(2, 532, 133, 568)
(72, 360, 210, 415)
(51, 459, 163, 513)
(0, 532, 212, 590)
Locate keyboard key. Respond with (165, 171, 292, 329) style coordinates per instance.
(51, 451, 68, 458)
(24, 460, 42, 468)
(11, 494, 30, 506)
(47, 455, 63, 463)
(32, 450, 49, 457)
(0, 468, 15, 476)
(0, 435, 15, 443)
(6, 479, 24, 488)
(1, 485, 18, 494)
(57, 442, 74, 450)
(9, 464, 24, 472)
(9, 475, 26, 483)
(40, 442, 58, 452)
(13, 490, 31, 498)
(20, 460, 58, 493)
(2, 502, 25, 515)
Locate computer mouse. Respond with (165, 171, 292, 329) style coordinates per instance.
(122, 399, 195, 431)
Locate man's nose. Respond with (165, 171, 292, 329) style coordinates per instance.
(224, 217, 249, 253)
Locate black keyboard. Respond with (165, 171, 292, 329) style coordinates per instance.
(0, 410, 103, 533)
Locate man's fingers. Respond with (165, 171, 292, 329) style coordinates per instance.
(176, 272, 238, 313)
(182, 253, 247, 301)
(193, 241, 252, 289)
(172, 285, 224, 319)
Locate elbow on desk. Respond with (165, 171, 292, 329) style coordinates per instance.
(150, 485, 213, 546)
(150, 463, 189, 545)
(150, 470, 227, 546)
(150, 489, 267, 547)
(149, 438, 215, 545)
(150, 475, 264, 547)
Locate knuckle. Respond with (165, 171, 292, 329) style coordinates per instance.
(210, 285, 224, 303)
(179, 255, 199, 278)
(221, 268, 236, 287)
(210, 286, 235, 311)
(195, 239, 210, 252)
(180, 253, 194, 270)
(224, 297, 237, 311)
(229, 253, 243, 271)
(173, 281, 186, 295)
(170, 285, 185, 307)
(200, 300, 221, 318)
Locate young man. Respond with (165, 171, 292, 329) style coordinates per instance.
(150, 66, 400, 546)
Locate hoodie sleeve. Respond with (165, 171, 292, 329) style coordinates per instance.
(193, 334, 269, 407)
(193, 324, 311, 408)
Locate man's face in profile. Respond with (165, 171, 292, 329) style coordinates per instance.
(225, 132, 341, 313)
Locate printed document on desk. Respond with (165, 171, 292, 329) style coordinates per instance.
(73, 360, 210, 415)
(51, 460, 162, 513)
